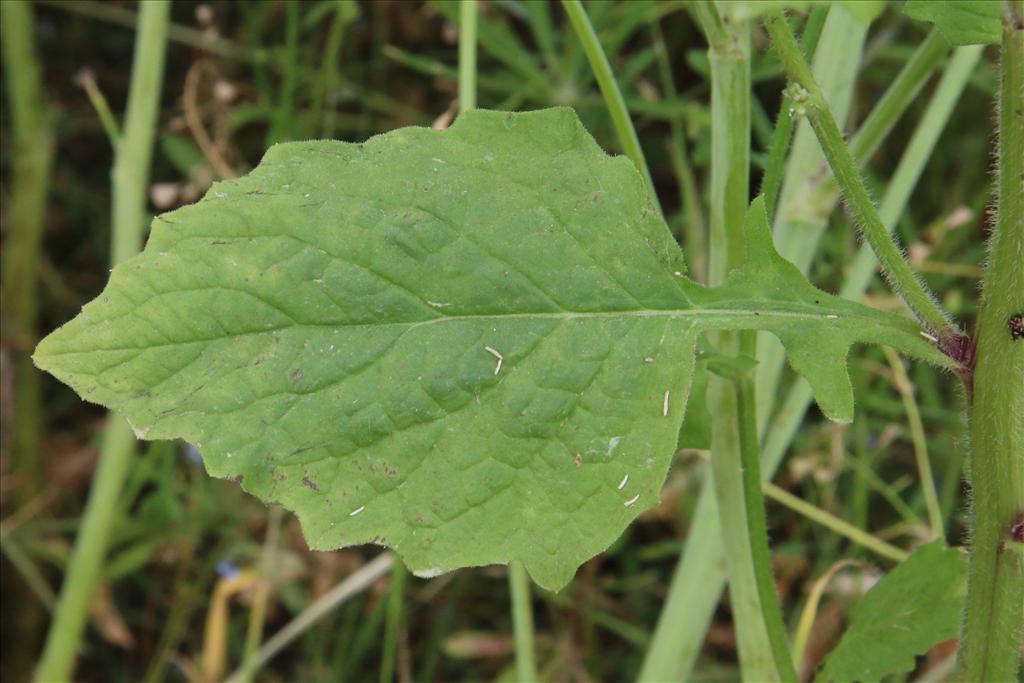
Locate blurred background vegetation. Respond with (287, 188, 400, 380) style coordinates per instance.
(0, 1, 996, 681)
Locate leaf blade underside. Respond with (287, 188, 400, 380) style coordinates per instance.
(34, 108, 949, 590)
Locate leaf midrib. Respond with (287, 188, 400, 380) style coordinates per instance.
(39, 305, 883, 358)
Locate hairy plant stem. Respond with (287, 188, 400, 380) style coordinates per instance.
(958, 4, 1024, 679)
(562, 0, 660, 213)
(34, 4, 170, 681)
(696, 3, 794, 680)
(509, 561, 539, 682)
(757, 18, 948, 430)
(759, 41, 982, 525)
(764, 12, 958, 348)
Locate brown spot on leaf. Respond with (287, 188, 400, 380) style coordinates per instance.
(302, 476, 319, 491)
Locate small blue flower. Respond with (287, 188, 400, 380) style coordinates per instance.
(184, 443, 202, 465)
(216, 559, 240, 579)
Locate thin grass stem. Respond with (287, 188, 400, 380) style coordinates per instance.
(224, 554, 395, 683)
(458, 1, 477, 112)
(239, 505, 284, 683)
(74, 69, 120, 147)
(379, 560, 408, 683)
(763, 484, 909, 563)
(882, 347, 944, 539)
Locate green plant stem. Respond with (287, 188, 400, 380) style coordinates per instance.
(842, 44, 982, 301)
(1, 26, 53, 674)
(562, 0, 660, 211)
(380, 560, 407, 683)
(772, 25, 949, 280)
(763, 485, 908, 563)
(509, 561, 538, 683)
(76, 69, 121, 147)
(638, 36, 978, 683)
(696, 3, 793, 679)
(958, 4, 1024, 679)
(736, 371, 798, 681)
(764, 12, 957, 345)
(458, 0, 477, 111)
(34, 4, 170, 681)
(1, 0, 55, 507)
(35, 420, 137, 682)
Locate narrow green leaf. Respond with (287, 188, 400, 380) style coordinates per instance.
(34, 108, 949, 590)
(904, 0, 1002, 45)
(816, 541, 968, 683)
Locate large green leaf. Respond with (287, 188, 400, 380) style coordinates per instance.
(34, 108, 949, 590)
(816, 541, 968, 683)
(904, 0, 1002, 45)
